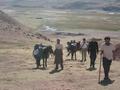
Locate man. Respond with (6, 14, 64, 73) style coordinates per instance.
(80, 38, 88, 62)
(100, 37, 115, 81)
(88, 38, 99, 69)
(54, 39, 64, 70)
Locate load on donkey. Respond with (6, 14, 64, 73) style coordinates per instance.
(33, 44, 53, 69)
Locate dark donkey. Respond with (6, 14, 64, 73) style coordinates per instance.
(33, 44, 53, 69)
(66, 41, 81, 60)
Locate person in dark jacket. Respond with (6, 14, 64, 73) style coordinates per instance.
(88, 38, 99, 69)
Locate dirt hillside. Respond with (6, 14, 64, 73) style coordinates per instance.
(0, 10, 120, 90)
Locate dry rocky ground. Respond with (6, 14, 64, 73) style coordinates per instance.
(0, 10, 120, 90)
(0, 35, 120, 90)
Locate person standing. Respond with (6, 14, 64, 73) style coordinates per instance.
(100, 37, 115, 81)
(54, 39, 64, 70)
(88, 38, 99, 69)
(80, 38, 88, 62)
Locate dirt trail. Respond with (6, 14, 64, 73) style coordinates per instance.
(0, 29, 120, 90)
(0, 39, 120, 90)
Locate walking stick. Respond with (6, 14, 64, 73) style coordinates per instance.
(98, 55, 102, 83)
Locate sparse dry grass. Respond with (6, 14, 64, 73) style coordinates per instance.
(0, 9, 120, 90)
(0, 35, 120, 90)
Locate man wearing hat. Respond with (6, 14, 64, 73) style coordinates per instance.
(100, 36, 115, 81)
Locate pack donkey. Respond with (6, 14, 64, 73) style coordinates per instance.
(33, 44, 53, 69)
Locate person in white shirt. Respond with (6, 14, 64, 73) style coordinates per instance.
(80, 38, 88, 62)
(54, 39, 63, 70)
(100, 36, 115, 82)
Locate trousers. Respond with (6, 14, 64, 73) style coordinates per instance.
(103, 57, 112, 79)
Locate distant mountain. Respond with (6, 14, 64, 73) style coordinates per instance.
(56, 0, 120, 11)
(0, 0, 120, 12)
(55, 1, 100, 10)
(102, 6, 120, 12)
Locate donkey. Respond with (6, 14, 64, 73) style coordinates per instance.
(33, 44, 53, 69)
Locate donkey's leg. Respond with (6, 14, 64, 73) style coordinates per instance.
(39, 59, 41, 66)
(71, 52, 73, 60)
(43, 58, 45, 68)
(45, 58, 47, 68)
(36, 59, 39, 69)
(73, 52, 74, 60)
(75, 52, 77, 60)
(72, 52, 75, 60)
(36, 57, 40, 69)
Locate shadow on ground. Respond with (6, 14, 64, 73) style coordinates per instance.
(99, 79, 115, 86)
(31, 67, 47, 70)
(49, 69, 63, 74)
(86, 67, 97, 71)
